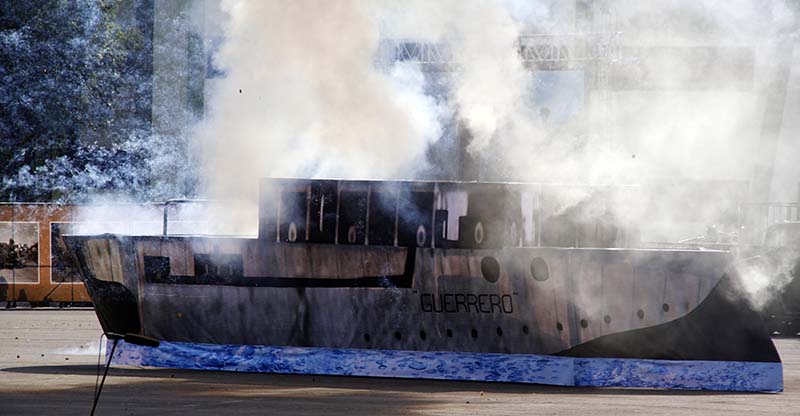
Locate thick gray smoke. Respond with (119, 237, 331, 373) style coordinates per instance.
(191, 1, 798, 303)
(195, 0, 444, 233)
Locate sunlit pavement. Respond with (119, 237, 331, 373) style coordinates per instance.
(2, 309, 799, 416)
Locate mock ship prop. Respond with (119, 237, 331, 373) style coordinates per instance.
(63, 178, 782, 392)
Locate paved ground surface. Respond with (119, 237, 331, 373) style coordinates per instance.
(1, 309, 798, 416)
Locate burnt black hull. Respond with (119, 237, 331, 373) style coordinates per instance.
(63, 233, 781, 391)
(62, 177, 785, 391)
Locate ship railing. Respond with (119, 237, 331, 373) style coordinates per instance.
(640, 241, 739, 252)
(161, 198, 215, 236)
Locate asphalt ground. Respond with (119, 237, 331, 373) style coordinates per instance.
(1, 309, 799, 415)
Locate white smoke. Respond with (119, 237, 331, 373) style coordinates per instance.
(51, 339, 106, 356)
(190, 0, 799, 304)
(197, 0, 444, 205)
(447, 3, 535, 155)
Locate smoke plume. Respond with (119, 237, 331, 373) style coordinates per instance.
(192, 0, 799, 303)
(197, 0, 443, 204)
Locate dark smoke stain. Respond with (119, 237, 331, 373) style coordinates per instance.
(557, 275, 780, 363)
(294, 287, 310, 347)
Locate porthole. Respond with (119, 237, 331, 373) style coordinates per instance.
(530, 257, 549, 282)
(288, 222, 298, 242)
(637, 309, 645, 320)
(394, 331, 402, 341)
(416, 225, 427, 247)
(580, 319, 588, 329)
(419, 330, 427, 340)
(522, 325, 529, 335)
(364, 333, 371, 342)
(474, 221, 485, 245)
(604, 315, 611, 324)
(480, 256, 500, 283)
(496, 327, 503, 337)
(347, 225, 358, 243)
(662, 303, 670, 312)
(556, 322, 563, 331)
(446, 329, 453, 338)
(470, 329, 478, 339)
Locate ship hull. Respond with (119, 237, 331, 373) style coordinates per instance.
(63, 233, 782, 391)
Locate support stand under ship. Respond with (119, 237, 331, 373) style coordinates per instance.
(63, 178, 782, 392)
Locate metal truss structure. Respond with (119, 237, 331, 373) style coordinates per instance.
(375, 32, 622, 70)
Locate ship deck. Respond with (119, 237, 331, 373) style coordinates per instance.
(2, 308, 799, 415)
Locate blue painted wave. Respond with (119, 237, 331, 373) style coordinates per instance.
(108, 340, 782, 392)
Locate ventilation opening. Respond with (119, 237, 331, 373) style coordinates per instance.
(194, 253, 243, 278)
(143, 256, 170, 282)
